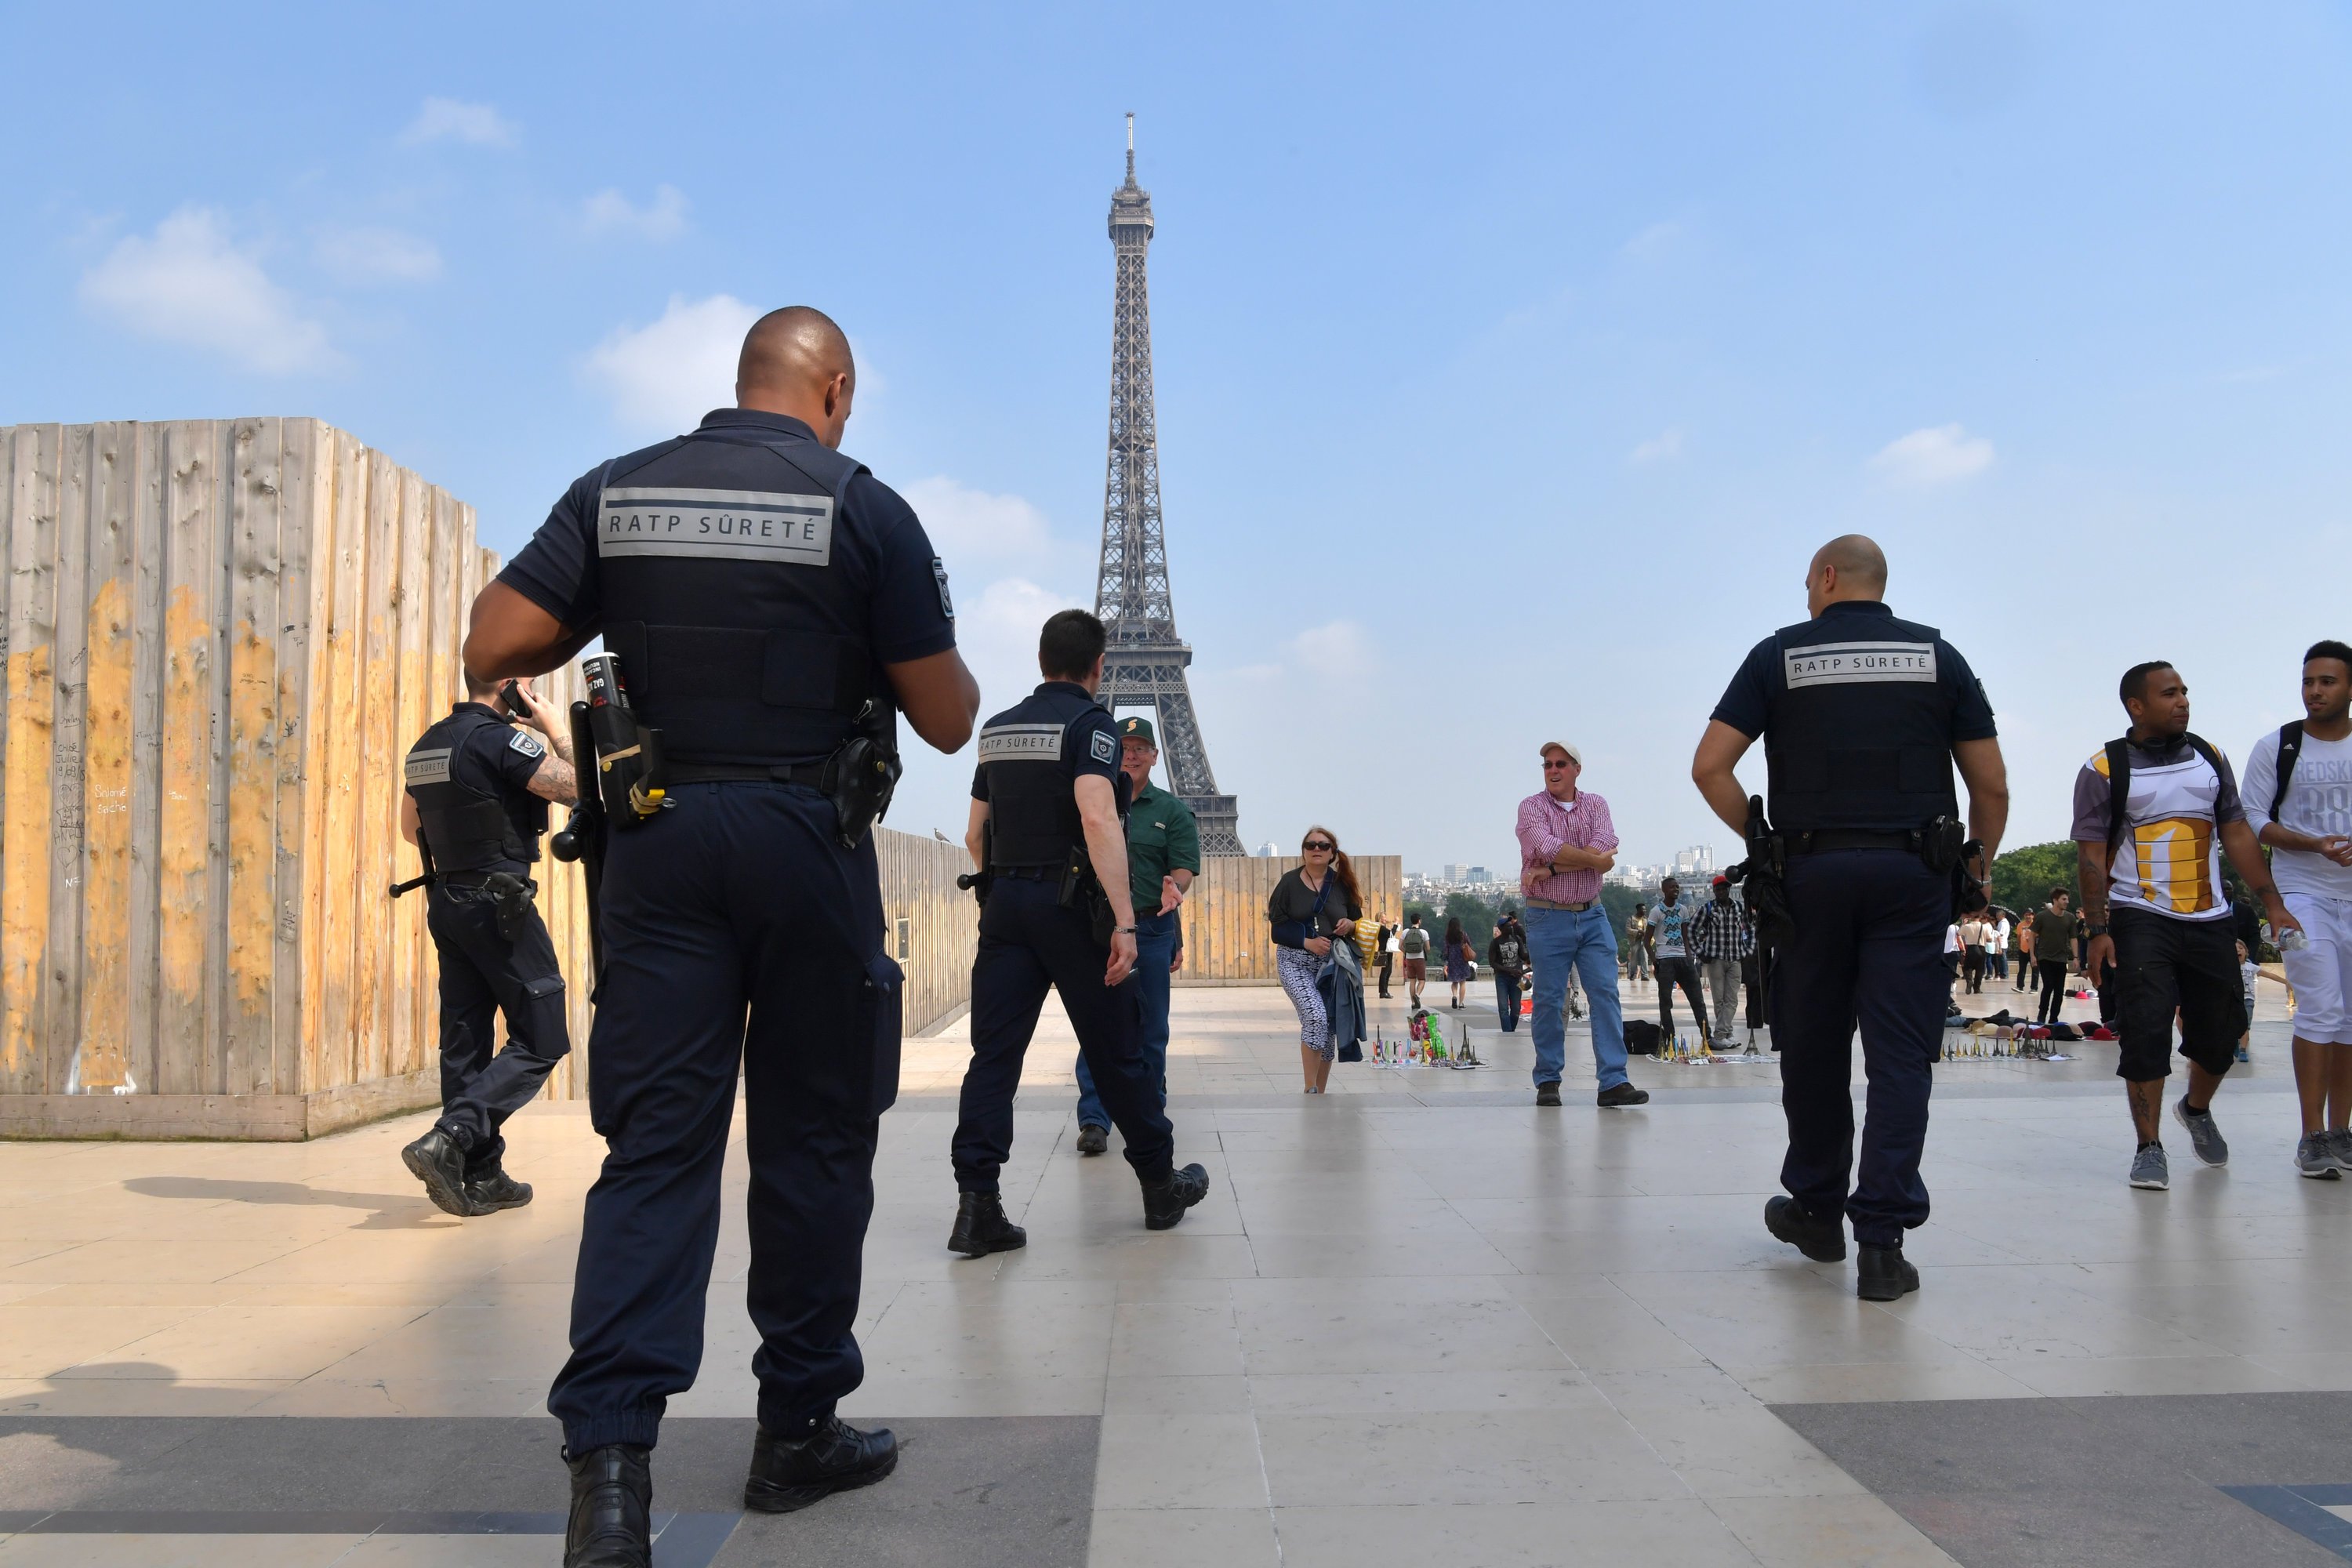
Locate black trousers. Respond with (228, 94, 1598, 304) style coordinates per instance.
(1962, 946, 1986, 993)
(1773, 848, 1947, 1247)
(426, 879, 570, 1169)
(548, 783, 899, 1455)
(1655, 955, 1708, 1038)
(2110, 904, 2245, 1080)
(957, 875, 1175, 1192)
(1377, 956, 1392, 997)
(1741, 952, 1765, 1029)
(2035, 961, 2071, 1025)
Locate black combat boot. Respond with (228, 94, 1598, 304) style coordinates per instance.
(947, 1192, 1027, 1257)
(401, 1125, 484, 1218)
(1764, 1196, 1847, 1262)
(1140, 1163, 1211, 1230)
(743, 1415, 899, 1512)
(463, 1156, 533, 1212)
(564, 1443, 651, 1568)
(1075, 1123, 1109, 1155)
(1857, 1242, 1921, 1301)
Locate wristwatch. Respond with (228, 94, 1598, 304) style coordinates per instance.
(1113, 926, 1136, 935)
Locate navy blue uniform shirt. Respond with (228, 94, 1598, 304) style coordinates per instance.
(971, 682, 1122, 804)
(498, 409, 957, 666)
(1709, 601, 1998, 742)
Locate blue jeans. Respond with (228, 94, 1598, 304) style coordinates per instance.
(1494, 973, 1523, 1031)
(1075, 907, 1178, 1127)
(1524, 906, 1628, 1091)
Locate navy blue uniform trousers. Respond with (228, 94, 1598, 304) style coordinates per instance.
(547, 783, 902, 1454)
(957, 875, 1174, 1192)
(1773, 848, 1947, 1247)
(425, 880, 569, 1171)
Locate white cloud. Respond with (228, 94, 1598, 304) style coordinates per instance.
(583, 185, 690, 241)
(399, 97, 517, 148)
(1869, 423, 1994, 485)
(582, 293, 760, 434)
(1628, 427, 1683, 464)
(902, 477, 1054, 564)
(314, 225, 441, 284)
(80, 207, 335, 375)
(1288, 619, 1371, 681)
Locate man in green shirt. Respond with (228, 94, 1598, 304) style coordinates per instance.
(1076, 717, 1201, 1153)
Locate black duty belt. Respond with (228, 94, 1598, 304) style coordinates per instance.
(1786, 828, 1923, 856)
(667, 763, 829, 787)
(991, 866, 1056, 880)
(437, 869, 532, 887)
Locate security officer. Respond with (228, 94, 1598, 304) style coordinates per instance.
(1073, 713, 1199, 1154)
(950, 610, 1210, 1254)
(1690, 535, 2007, 1302)
(397, 672, 577, 1217)
(461, 307, 979, 1568)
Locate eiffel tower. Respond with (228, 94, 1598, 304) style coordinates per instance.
(1093, 114, 1243, 856)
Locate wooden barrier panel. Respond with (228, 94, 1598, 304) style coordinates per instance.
(1174, 855, 1402, 985)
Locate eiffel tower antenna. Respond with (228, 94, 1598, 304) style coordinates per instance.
(1094, 115, 1243, 855)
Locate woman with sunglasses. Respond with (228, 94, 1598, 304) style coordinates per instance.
(1267, 827, 1365, 1092)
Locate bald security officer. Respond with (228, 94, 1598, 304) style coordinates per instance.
(462, 307, 980, 1568)
(1073, 713, 1199, 1155)
(1691, 535, 2008, 1301)
(949, 610, 1210, 1256)
(397, 671, 579, 1217)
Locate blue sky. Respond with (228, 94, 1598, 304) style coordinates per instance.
(7, 2, 2351, 875)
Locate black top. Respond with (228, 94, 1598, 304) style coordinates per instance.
(499, 409, 957, 667)
(970, 681, 1122, 803)
(405, 702, 549, 873)
(1266, 867, 1363, 941)
(971, 681, 1123, 869)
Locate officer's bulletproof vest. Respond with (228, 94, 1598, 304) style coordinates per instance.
(593, 428, 877, 765)
(979, 687, 1103, 868)
(404, 706, 547, 873)
(1763, 611, 1962, 833)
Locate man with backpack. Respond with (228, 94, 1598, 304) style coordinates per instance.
(2075, 661, 2301, 1192)
(1398, 914, 1432, 1008)
(2243, 640, 2352, 1179)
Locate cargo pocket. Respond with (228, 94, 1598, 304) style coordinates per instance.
(518, 973, 572, 1061)
(858, 949, 905, 1116)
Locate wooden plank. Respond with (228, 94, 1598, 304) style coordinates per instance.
(353, 448, 400, 1086)
(154, 422, 218, 1094)
(276, 421, 328, 1098)
(224, 419, 285, 1094)
(42, 428, 93, 1096)
(1, 426, 60, 1093)
(76, 422, 136, 1093)
(387, 466, 430, 1080)
(118, 423, 169, 1097)
(312, 430, 367, 1093)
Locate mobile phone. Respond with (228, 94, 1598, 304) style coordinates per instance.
(500, 680, 525, 713)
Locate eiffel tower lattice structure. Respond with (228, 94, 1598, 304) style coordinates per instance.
(1092, 115, 1244, 856)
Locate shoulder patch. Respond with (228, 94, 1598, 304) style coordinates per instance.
(931, 556, 953, 619)
(1089, 728, 1117, 764)
(510, 730, 546, 759)
(2089, 750, 2111, 778)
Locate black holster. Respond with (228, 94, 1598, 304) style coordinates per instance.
(822, 698, 903, 851)
(483, 871, 538, 942)
(1730, 795, 1796, 953)
(1059, 846, 1116, 946)
(956, 821, 994, 907)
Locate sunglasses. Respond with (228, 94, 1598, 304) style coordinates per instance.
(1303, 840, 1334, 852)
(1543, 758, 1577, 769)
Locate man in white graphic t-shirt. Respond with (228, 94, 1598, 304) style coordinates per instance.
(2077, 662, 2300, 1193)
(2244, 640, 2352, 1180)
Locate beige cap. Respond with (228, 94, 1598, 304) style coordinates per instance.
(1539, 741, 1583, 765)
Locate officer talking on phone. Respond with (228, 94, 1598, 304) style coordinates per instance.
(1690, 535, 2008, 1303)
(947, 609, 1210, 1257)
(462, 307, 979, 1568)
(395, 672, 579, 1218)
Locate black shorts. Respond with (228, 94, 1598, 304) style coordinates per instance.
(2109, 904, 2246, 1080)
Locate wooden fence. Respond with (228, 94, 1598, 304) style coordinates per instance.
(0, 419, 979, 1138)
(1175, 855, 1402, 983)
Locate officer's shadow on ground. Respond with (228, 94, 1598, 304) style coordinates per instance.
(122, 1175, 452, 1231)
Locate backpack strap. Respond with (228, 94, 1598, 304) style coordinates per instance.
(2272, 720, 2305, 823)
(2103, 739, 2132, 855)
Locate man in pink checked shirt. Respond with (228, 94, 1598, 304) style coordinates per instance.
(1515, 742, 1650, 1109)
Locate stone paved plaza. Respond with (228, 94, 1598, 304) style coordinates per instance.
(4, 978, 2351, 1566)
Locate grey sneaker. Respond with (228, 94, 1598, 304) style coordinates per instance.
(2129, 1143, 2170, 1191)
(2296, 1134, 2343, 1180)
(2172, 1098, 2229, 1167)
(2327, 1130, 2352, 1173)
